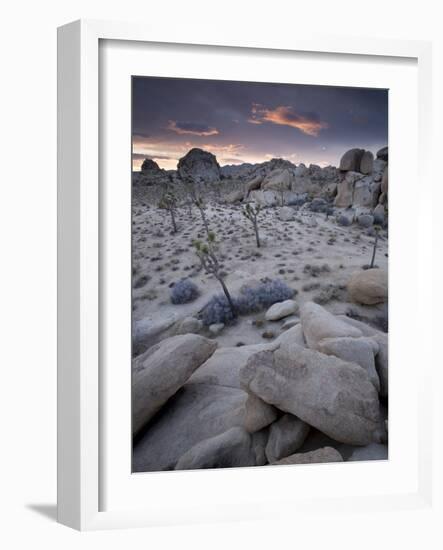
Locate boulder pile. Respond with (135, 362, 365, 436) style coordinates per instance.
(133, 301, 388, 471)
(334, 146, 388, 226)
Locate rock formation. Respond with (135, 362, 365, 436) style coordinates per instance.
(177, 148, 221, 183)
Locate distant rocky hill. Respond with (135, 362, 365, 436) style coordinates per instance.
(132, 146, 388, 227)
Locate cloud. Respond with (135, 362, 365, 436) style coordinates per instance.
(220, 157, 247, 165)
(166, 120, 219, 136)
(132, 152, 172, 160)
(201, 143, 244, 156)
(248, 103, 328, 136)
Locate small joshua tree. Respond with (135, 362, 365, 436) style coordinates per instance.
(369, 225, 380, 268)
(158, 191, 177, 233)
(275, 181, 286, 207)
(182, 174, 211, 237)
(193, 232, 237, 318)
(242, 203, 262, 248)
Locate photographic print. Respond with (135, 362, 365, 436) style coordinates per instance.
(131, 77, 388, 472)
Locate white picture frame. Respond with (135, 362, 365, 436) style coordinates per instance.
(57, 19, 434, 531)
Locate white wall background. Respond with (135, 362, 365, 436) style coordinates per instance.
(0, 0, 441, 547)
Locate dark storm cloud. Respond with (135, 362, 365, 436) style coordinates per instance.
(132, 76, 388, 170)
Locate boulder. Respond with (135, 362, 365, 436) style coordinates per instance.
(141, 158, 161, 172)
(265, 414, 310, 463)
(376, 146, 388, 162)
(133, 382, 277, 471)
(316, 336, 380, 391)
(278, 206, 295, 221)
(225, 189, 244, 204)
(275, 323, 307, 348)
(281, 317, 300, 331)
(188, 343, 277, 389)
(273, 447, 343, 465)
(348, 443, 388, 461)
(246, 174, 263, 192)
(347, 269, 388, 305)
(175, 316, 203, 335)
(353, 175, 378, 208)
(337, 213, 352, 226)
(372, 332, 388, 397)
(381, 166, 388, 195)
(262, 168, 293, 191)
(265, 299, 298, 321)
(339, 148, 365, 171)
(175, 427, 258, 470)
(373, 204, 385, 225)
(241, 344, 380, 445)
(360, 151, 374, 175)
(177, 148, 220, 183)
(295, 163, 308, 177)
(357, 214, 374, 228)
(309, 198, 329, 213)
(132, 334, 217, 434)
(291, 176, 315, 195)
(300, 301, 362, 350)
(209, 322, 225, 335)
(249, 190, 279, 207)
(334, 178, 354, 208)
(132, 312, 181, 356)
(373, 158, 387, 182)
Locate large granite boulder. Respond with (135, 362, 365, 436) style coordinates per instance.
(360, 151, 374, 175)
(348, 442, 388, 461)
(337, 316, 388, 397)
(316, 336, 380, 391)
(300, 301, 362, 350)
(381, 166, 388, 195)
(376, 146, 388, 162)
(265, 414, 310, 463)
(347, 269, 388, 305)
(262, 168, 293, 191)
(334, 171, 361, 207)
(265, 299, 298, 321)
(225, 188, 244, 204)
(339, 148, 365, 171)
(273, 447, 343, 465)
(141, 158, 161, 172)
(177, 148, 221, 183)
(291, 176, 315, 195)
(245, 173, 263, 192)
(132, 334, 217, 435)
(174, 427, 260, 470)
(133, 382, 277, 471)
(188, 343, 278, 389)
(240, 343, 380, 445)
(353, 175, 380, 208)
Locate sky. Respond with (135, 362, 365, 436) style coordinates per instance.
(132, 76, 388, 171)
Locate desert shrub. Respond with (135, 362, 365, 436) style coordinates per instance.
(313, 284, 343, 304)
(170, 278, 199, 305)
(133, 275, 150, 289)
(201, 294, 237, 326)
(201, 279, 295, 326)
(236, 279, 295, 314)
